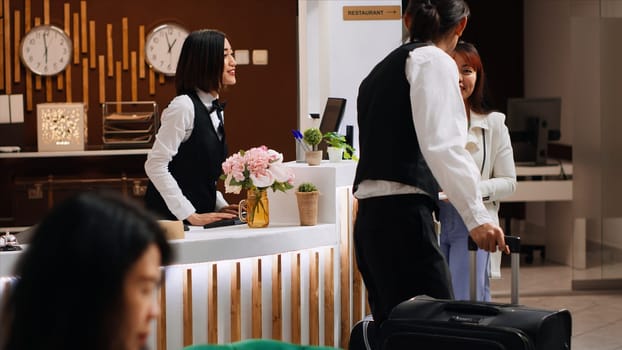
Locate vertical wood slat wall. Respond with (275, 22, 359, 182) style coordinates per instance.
(0, 0, 165, 114)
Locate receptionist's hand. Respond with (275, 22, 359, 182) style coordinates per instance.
(186, 212, 237, 226)
(218, 204, 239, 215)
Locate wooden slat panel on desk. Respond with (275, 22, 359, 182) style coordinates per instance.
(324, 247, 334, 346)
(252, 258, 262, 338)
(4, 0, 12, 95)
(309, 251, 319, 345)
(80, 1, 87, 53)
(352, 243, 363, 322)
(13, 11, 20, 84)
(183, 268, 193, 347)
(271, 254, 282, 340)
(208, 264, 218, 343)
(340, 187, 352, 349)
(72, 13, 79, 64)
(230, 262, 241, 341)
(157, 278, 167, 350)
(291, 253, 301, 344)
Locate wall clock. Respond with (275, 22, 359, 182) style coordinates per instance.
(20, 25, 72, 76)
(145, 23, 189, 76)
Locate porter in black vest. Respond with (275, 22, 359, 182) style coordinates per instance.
(354, 42, 438, 197)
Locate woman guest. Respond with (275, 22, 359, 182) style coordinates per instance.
(0, 192, 173, 350)
(353, 0, 507, 335)
(439, 41, 517, 301)
(144, 29, 239, 226)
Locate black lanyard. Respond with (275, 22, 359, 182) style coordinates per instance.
(480, 129, 486, 176)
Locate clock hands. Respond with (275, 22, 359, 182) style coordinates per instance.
(43, 32, 49, 64)
(165, 33, 177, 54)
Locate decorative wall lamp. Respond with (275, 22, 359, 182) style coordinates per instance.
(36, 103, 86, 152)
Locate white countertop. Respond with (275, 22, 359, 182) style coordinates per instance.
(0, 223, 339, 277)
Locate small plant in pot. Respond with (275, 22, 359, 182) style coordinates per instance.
(303, 128, 323, 165)
(295, 182, 320, 226)
(323, 131, 358, 162)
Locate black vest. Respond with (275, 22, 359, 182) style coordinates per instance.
(353, 42, 439, 197)
(144, 92, 227, 220)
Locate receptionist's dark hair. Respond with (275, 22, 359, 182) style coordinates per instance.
(406, 0, 470, 43)
(0, 191, 172, 350)
(176, 29, 227, 95)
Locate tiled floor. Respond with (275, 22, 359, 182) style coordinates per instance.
(490, 259, 622, 350)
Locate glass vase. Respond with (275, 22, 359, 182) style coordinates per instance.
(239, 188, 270, 228)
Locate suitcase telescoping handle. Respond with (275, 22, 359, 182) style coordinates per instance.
(468, 235, 521, 304)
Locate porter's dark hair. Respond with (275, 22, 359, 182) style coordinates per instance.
(406, 0, 470, 43)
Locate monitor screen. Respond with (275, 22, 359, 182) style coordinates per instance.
(318, 97, 346, 158)
(506, 97, 561, 166)
(319, 97, 346, 136)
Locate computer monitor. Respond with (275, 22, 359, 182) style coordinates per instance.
(318, 97, 346, 158)
(506, 97, 562, 166)
(319, 97, 346, 135)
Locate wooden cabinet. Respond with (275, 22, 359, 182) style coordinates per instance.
(0, 150, 149, 227)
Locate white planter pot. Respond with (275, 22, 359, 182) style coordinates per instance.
(327, 146, 344, 162)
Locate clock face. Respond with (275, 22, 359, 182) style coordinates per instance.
(145, 23, 189, 76)
(20, 25, 72, 76)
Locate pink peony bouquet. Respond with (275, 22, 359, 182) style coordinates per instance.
(221, 145, 295, 194)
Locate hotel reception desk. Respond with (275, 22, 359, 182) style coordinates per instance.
(0, 160, 574, 348)
(0, 161, 363, 349)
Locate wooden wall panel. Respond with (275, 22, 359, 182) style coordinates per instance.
(0, 0, 299, 164)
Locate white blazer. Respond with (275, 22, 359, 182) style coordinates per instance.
(467, 110, 517, 278)
(466, 111, 517, 225)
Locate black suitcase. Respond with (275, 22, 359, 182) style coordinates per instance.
(380, 236, 572, 350)
(349, 236, 572, 350)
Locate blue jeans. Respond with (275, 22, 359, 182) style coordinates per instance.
(438, 200, 491, 301)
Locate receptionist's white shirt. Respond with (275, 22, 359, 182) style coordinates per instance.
(145, 89, 228, 221)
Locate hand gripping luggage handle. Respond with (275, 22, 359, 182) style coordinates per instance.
(468, 235, 521, 304)
(467, 235, 520, 252)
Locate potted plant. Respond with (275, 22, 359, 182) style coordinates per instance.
(323, 131, 358, 162)
(295, 182, 320, 226)
(303, 128, 323, 165)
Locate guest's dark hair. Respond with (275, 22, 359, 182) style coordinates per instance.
(176, 29, 226, 95)
(453, 41, 493, 114)
(0, 191, 172, 350)
(406, 0, 470, 43)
